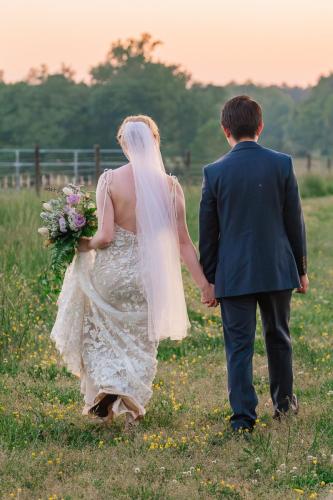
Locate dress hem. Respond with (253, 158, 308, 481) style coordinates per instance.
(81, 388, 146, 421)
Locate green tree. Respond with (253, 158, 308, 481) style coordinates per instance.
(291, 74, 333, 155)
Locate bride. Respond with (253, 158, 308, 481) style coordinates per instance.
(50, 115, 215, 428)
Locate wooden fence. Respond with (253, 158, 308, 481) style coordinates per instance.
(0, 147, 331, 193)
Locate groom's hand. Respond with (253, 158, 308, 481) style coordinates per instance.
(297, 274, 309, 294)
(201, 283, 218, 307)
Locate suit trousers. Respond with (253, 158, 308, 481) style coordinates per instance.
(220, 290, 293, 430)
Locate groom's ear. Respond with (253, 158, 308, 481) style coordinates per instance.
(257, 120, 264, 136)
(222, 126, 231, 139)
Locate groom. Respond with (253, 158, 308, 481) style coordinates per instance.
(199, 96, 308, 432)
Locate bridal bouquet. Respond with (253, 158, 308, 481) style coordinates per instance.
(38, 184, 97, 276)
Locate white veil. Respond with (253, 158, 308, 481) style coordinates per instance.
(121, 121, 190, 343)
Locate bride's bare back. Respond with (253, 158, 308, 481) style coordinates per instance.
(104, 163, 176, 235)
(110, 163, 137, 233)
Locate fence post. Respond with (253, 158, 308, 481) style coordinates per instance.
(73, 150, 79, 184)
(34, 144, 41, 195)
(184, 150, 192, 171)
(15, 150, 21, 190)
(327, 157, 331, 172)
(306, 153, 312, 172)
(94, 144, 100, 183)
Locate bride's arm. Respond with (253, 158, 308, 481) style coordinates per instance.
(78, 172, 114, 251)
(174, 182, 216, 305)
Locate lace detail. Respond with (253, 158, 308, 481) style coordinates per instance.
(50, 226, 158, 420)
(170, 174, 179, 219)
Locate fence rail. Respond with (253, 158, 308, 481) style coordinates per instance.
(0, 146, 193, 192)
(0, 146, 129, 192)
(0, 147, 332, 192)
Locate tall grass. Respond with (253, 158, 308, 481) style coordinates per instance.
(299, 175, 333, 198)
(0, 188, 332, 499)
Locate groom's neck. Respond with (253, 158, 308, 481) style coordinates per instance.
(229, 136, 259, 148)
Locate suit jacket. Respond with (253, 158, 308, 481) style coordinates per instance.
(199, 141, 307, 298)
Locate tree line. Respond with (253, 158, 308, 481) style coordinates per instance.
(0, 34, 332, 165)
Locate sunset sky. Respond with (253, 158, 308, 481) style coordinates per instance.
(1, 0, 332, 86)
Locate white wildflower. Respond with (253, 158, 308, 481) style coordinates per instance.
(37, 227, 49, 237)
(63, 187, 73, 195)
(42, 202, 52, 211)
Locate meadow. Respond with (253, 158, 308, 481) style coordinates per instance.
(0, 185, 332, 500)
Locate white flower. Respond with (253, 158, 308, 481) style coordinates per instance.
(255, 457, 261, 463)
(63, 187, 73, 195)
(37, 227, 49, 237)
(134, 467, 140, 474)
(42, 202, 52, 211)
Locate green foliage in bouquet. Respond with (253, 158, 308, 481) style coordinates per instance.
(38, 184, 97, 279)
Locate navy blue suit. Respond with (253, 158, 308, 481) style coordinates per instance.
(199, 141, 307, 429)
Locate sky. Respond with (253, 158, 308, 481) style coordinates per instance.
(0, 0, 332, 86)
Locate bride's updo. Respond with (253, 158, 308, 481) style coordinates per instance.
(117, 115, 160, 149)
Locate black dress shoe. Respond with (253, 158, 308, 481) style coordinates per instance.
(89, 394, 118, 418)
(231, 424, 255, 434)
(273, 394, 299, 420)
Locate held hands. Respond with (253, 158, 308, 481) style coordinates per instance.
(201, 282, 218, 308)
(297, 274, 309, 294)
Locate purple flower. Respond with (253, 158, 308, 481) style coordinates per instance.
(58, 216, 67, 233)
(66, 194, 81, 205)
(73, 213, 86, 228)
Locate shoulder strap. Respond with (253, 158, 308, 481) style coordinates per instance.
(99, 169, 113, 228)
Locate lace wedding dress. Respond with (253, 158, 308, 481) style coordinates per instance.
(50, 121, 190, 423)
(50, 220, 157, 421)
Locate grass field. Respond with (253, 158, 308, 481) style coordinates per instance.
(0, 187, 332, 500)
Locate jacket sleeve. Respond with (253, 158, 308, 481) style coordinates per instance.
(283, 158, 307, 276)
(199, 168, 219, 283)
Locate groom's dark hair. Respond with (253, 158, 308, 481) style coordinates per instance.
(221, 95, 263, 140)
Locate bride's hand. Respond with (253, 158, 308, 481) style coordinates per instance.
(77, 237, 92, 252)
(201, 282, 218, 307)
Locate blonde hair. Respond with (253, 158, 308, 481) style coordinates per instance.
(117, 115, 160, 148)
